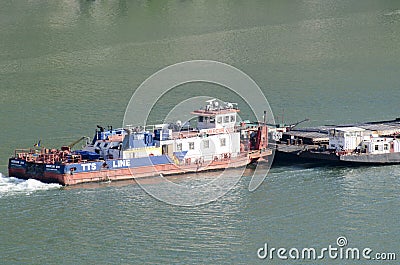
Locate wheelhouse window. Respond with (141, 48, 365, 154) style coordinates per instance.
(224, 115, 230, 123)
(203, 140, 209, 148)
(217, 116, 222, 124)
(220, 138, 226, 147)
(230, 115, 235, 122)
(198, 116, 204, 122)
(177, 143, 182, 151)
(189, 142, 194, 150)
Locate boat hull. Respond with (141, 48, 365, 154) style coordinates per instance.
(8, 151, 270, 185)
(274, 146, 400, 166)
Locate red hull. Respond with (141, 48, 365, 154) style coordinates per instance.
(8, 151, 270, 186)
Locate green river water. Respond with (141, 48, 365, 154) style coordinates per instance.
(0, 1, 399, 264)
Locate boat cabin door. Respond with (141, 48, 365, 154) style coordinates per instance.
(162, 144, 173, 156)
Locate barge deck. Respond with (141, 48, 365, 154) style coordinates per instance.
(274, 118, 400, 165)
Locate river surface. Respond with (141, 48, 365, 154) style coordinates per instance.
(0, 1, 399, 264)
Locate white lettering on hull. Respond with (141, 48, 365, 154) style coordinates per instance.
(81, 163, 97, 171)
(112, 159, 131, 168)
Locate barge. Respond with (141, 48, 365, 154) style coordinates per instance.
(8, 100, 271, 185)
(274, 118, 400, 165)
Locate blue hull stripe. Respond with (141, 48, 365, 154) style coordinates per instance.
(9, 155, 173, 175)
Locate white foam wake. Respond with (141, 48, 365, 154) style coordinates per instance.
(384, 10, 400, 16)
(0, 173, 61, 197)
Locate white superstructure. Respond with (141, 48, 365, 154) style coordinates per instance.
(329, 126, 400, 155)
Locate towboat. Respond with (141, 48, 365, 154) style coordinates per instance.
(8, 100, 272, 185)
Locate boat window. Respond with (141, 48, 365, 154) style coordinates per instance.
(210, 117, 215, 123)
(96, 142, 101, 147)
(224, 116, 230, 123)
(198, 116, 204, 122)
(220, 138, 226, 147)
(375, 145, 379, 151)
(104, 143, 109, 148)
(189, 142, 194, 150)
(217, 116, 222, 124)
(231, 115, 235, 122)
(384, 144, 389, 150)
(176, 143, 182, 151)
(203, 140, 209, 148)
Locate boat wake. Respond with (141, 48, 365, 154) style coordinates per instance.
(0, 173, 61, 197)
(384, 9, 400, 16)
